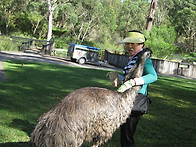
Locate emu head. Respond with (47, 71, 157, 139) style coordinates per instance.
(124, 48, 152, 82)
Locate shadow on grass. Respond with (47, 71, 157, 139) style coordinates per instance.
(0, 142, 30, 147)
(9, 119, 35, 137)
(0, 60, 111, 115)
(0, 60, 114, 146)
(0, 119, 34, 147)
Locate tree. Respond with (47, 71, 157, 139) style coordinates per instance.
(168, 0, 196, 54)
(0, 0, 28, 34)
(90, 0, 120, 46)
(47, 0, 57, 43)
(46, 0, 69, 54)
(144, 25, 177, 59)
(67, 0, 105, 44)
(175, 5, 196, 53)
(25, 1, 48, 38)
(146, 0, 157, 32)
(117, 0, 149, 38)
(154, 0, 173, 26)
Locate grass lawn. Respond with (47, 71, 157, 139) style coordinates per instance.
(0, 60, 195, 147)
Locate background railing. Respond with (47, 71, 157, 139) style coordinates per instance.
(104, 50, 196, 79)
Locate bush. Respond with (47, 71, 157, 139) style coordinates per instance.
(183, 52, 196, 63)
(0, 33, 36, 51)
(144, 25, 177, 59)
(0, 36, 20, 51)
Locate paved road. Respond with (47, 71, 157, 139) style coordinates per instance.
(0, 51, 121, 81)
(0, 51, 122, 70)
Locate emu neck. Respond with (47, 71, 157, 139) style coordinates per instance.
(124, 86, 141, 99)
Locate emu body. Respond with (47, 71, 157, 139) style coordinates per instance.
(30, 49, 152, 147)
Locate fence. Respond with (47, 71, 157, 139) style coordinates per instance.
(104, 50, 196, 79)
(0, 35, 54, 55)
(17, 37, 55, 55)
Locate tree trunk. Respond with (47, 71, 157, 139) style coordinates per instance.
(47, 0, 54, 43)
(46, 0, 57, 55)
(146, 0, 157, 32)
(47, 10, 53, 43)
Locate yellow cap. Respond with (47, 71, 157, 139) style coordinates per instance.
(119, 32, 145, 44)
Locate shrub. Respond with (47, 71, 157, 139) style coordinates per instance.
(144, 25, 177, 59)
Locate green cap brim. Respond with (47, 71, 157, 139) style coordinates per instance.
(119, 32, 145, 44)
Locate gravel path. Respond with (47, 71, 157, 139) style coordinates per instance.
(0, 51, 121, 82)
(0, 61, 7, 82)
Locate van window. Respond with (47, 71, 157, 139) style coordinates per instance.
(68, 45, 74, 52)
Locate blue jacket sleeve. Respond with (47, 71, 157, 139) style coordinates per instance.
(142, 58, 157, 84)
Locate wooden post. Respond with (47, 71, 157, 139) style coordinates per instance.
(146, 0, 157, 32)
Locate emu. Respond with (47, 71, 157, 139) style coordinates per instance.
(30, 48, 152, 147)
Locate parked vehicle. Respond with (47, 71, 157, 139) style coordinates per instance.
(67, 43, 100, 64)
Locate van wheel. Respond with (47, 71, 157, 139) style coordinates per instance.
(78, 58, 86, 64)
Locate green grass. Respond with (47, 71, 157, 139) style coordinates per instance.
(0, 60, 195, 147)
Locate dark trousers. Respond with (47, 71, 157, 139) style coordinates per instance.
(120, 93, 149, 147)
(120, 114, 141, 147)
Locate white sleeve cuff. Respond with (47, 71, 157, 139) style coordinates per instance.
(134, 77, 145, 85)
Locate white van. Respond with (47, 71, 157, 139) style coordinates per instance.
(67, 43, 100, 64)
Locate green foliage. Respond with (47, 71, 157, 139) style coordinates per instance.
(144, 25, 177, 59)
(0, 38, 10, 51)
(0, 32, 37, 51)
(0, 36, 20, 51)
(167, 0, 196, 54)
(117, 0, 149, 37)
(54, 37, 70, 49)
(183, 52, 196, 63)
(0, 0, 195, 61)
(170, 0, 196, 35)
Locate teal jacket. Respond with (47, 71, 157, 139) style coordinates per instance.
(138, 58, 157, 95)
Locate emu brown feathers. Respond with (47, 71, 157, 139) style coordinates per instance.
(30, 48, 152, 147)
